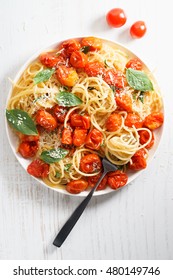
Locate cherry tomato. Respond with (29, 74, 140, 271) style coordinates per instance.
(115, 94, 132, 112)
(80, 154, 102, 173)
(70, 51, 88, 68)
(130, 21, 147, 39)
(18, 141, 38, 158)
(126, 58, 143, 70)
(125, 113, 143, 128)
(106, 8, 127, 28)
(143, 112, 164, 130)
(87, 173, 108, 191)
(138, 130, 154, 149)
(106, 113, 122, 132)
(27, 159, 49, 178)
(103, 69, 127, 88)
(81, 37, 102, 51)
(107, 170, 128, 189)
(35, 110, 58, 131)
(129, 148, 147, 170)
(70, 113, 90, 129)
(85, 128, 103, 150)
(56, 66, 78, 87)
(66, 179, 88, 194)
(85, 61, 105, 77)
(61, 39, 81, 56)
(61, 127, 73, 145)
(39, 52, 65, 68)
(18, 133, 39, 142)
(53, 105, 68, 123)
(73, 128, 87, 147)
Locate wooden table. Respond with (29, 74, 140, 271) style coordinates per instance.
(0, 0, 172, 260)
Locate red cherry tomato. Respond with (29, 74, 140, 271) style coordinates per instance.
(81, 37, 102, 51)
(103, 69, 127, 88)
(138, 130, 154, 149)
(56, 66, 78, 87)
(115, 94, 132, 112)
(70, 51, 88, 68)
(85, 128, 103, 150)
(66, 179, 88, 194)
(35, 110, 58, 131)
(107, 170, 128, 189)
(130, 21, 147, 39)
(61, 127, 73, 145)
(143, 112, 164, 130)
(129, 148, 147, 170)
(125, 113, 143, 128)
(18, 133, 39, 142)
(106, 113, 122, 132)
(87, 173, 108, 191)
(73, 128, 87, 147)
(53, 105, 68, 123)
(70, 113, 91, 129)
(85, 61, 105, 77)
(27, 159, 49, 178)
(126, 58, 143, 70)
(61, 39, 81, 56)
(39, 52, 66, 68)
(18, 141, 38, 158)
(106, 8, 127, 28)
(80, 154, 102, 173)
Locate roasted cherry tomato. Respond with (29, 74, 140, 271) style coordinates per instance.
(125, 113, 143, 128)
(107, 170, 128, 189)
(87, 173, 108, 191)
(129, 148, 147, 170)
(130, 21, 147, 39)
(106, 113, 122, 132)
(73, 128, 87, 146)
(35, 110, 58, 131)
(106, 8, 127, 28)
(61, 127, 73, 145)
(81, 37, 102, 51)
(104, 69, 127, 88)
(56, 66, 78, 87)
(138, 130, 154, 149)
(27, 159, 49, 178)
(61, 39, 81, 56)
(126, 58, 143, 70)
(53, 105, 68, 123)
(70, 113, 90, 129)
(18, 133, 39, 142)
(85, 128, 103, 150)
(80, 154, 102, 173)
(115, 94, 132, 112)
(39, 52, 65, 68)
(18, 141, 38, 158)
(70, 51, 88, 68)
(85, 61, 105, 77)
(66, 179, 88, 194)
(143, 112, 164, 130)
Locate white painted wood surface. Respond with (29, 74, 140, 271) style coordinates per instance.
(0, 0, 173, 260)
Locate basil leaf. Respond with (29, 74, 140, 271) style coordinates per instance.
(56, 91, 83, 107)
(6, 109, 38, 135)
(110, 85, 116, 93)
(40, 148, 69, 164)
(64, 163, 72, 172)
(80, 46, 90, 54)
(126, 68, 153, 91)
(55, 172, 61, 178)
(138, 92, 144, 103)
(34, 68, 55, 84)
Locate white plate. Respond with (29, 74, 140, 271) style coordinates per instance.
(5, 37, 164, 197)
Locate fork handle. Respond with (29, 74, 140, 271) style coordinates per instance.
(53, 172, 107, 247)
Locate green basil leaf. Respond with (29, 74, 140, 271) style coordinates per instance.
(34, 68, 55, 84)
(138, 92, 144, 103)
(40, 148, 69, 164)
(126, 68, 153, 91)
(64, 163, 72, 172)
(80, 46, 90, 54)
(55, 172, 61, 178)
(110, 85, 116, 93)
(6, 109, 38, 135)
(56, 91, 83, 107)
